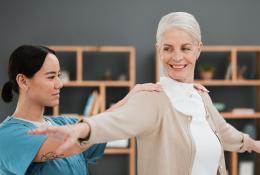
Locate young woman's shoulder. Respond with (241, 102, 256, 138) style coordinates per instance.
(0, 117, 47, 174)
(0, 116, 34, 135)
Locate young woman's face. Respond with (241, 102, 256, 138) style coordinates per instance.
(158, 27, 201, 83)
(27, 53, 63, 107)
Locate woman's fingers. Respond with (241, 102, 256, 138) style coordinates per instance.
(28, 126, 57, 135)
(28, 125, 71, 140)
(194, 83, 209, 92)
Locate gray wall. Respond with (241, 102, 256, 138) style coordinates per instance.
(1, 0, 260, 174)
(1, 0, 260, 119)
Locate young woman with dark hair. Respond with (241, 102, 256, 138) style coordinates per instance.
(0, 45, 162, 175)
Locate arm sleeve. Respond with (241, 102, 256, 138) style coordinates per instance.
(82, 91, 162, 145)
(50, 116, 78, 125)
(203, 93, 251, 152)
(82, 143, 106, 163)
(0, 124, 47, 174)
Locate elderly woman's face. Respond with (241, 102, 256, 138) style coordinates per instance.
(158, 27, 201, 83)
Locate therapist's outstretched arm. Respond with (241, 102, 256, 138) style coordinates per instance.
(29, 83, 162, 154)
(29, 122, 91, 154)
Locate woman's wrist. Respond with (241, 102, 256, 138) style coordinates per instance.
(77, 122, 91, 140)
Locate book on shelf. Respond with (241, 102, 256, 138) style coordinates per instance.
(224, 64, 231, 80)
(83, 91, 100, 117)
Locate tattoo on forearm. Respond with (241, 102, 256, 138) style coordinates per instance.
(40, 152, 64, 161)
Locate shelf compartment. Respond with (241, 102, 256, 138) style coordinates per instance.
(88, 154, 129, 175)
(58, 87, 100, 116)
(54, 52, 77, 81)
(82, 51, 130, 81)
(237, 51, 260, 80)
(195, 51, 231, 80)
(106, 87, 130, 109)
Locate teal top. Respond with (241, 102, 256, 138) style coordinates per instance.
(0, 116, 106, 175)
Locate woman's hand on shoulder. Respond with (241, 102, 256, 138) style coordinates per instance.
(193, 83, 209, 93)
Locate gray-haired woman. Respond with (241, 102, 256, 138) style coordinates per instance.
(30, 12, 260, 175)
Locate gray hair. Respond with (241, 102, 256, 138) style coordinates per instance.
(156, 12, 201, 44)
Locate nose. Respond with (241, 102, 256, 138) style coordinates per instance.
(55, 77, 63, 89)
(171, 51, 183, 63)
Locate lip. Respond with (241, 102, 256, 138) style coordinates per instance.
(169, 64, 188, 70)
(52, 93, 60, 97)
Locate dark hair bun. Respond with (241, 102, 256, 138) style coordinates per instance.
(1, 81, 13, 103)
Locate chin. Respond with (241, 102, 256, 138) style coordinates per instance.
(46, 101, 59, 107)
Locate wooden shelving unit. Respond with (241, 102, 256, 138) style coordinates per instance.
(49, 45, 136, 175)
(156, 45, 260, 175)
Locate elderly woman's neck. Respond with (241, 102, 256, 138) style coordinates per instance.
(166, 75, 194, 84)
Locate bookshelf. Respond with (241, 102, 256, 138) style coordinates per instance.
(156, 45, 260, 175)
(48, 45, 136, 175)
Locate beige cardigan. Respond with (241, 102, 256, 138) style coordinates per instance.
(82, 91, 251, 175)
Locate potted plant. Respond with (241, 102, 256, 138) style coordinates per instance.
(198, 63, 215, 80)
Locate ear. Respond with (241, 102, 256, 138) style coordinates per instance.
(197, 42, 203, 59)
(16, 74, 30, 92)
(156, 43, 163, 61)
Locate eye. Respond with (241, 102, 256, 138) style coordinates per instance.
(182, 47, 191, 51)
(48, 76, 55, 79)
(163, 47, 172, 52)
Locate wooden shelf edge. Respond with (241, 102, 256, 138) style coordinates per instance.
(104, 148, 131, 154)
(202, 45, 260, 52)
(63, 81, 132, 87)
(222, 112, 260, 119)
(48, 45, 135, 52)
(195, 80, 260, 86)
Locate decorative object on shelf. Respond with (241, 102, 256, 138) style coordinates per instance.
(237, 65, 247, 79)
(198, 63, 215, 80)
(239, 161, 254, 175)
(107, 139, 129, 148)
(104, 69, 112, 80)
(231, 108, 255, 115)
(60, 70, 70, 83)
(118, 74, 127, 80)
(243, 124, 257, 139)
(213, 102, 226, 112)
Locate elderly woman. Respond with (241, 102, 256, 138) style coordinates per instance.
(30, 12, 260, 175)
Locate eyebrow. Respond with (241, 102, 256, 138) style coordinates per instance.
(183, 43, 193, 46)
(44, 71, 60, 75)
